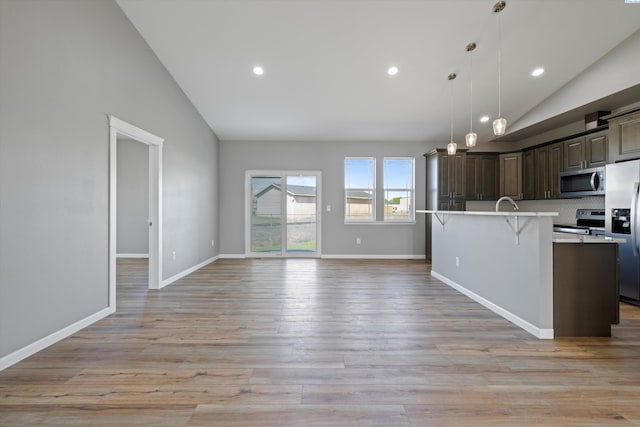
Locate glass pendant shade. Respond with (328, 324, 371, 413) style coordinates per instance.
(465, 132, 477, 147)
(493, 117, 507, 136)
(447, 140, 457, 155)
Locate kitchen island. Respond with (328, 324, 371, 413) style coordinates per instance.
(417, 210, 622, 339)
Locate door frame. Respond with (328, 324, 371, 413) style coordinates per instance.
(109, 115, 164, 310)
(245, 170, 322, 258)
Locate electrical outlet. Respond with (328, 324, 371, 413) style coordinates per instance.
(172, 251, 176, 261)
(455, 256, 460, 267)
(356, 237, 361, 245)
(326, 204, 331, 212)
(211, 239, 215, 247)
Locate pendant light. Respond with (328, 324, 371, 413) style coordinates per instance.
(465, 42, 477, 148)
(493, 1, 507, 136)
(446, 73, 457, 156)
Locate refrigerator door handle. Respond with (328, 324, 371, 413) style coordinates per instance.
(632, 182, 640, 256)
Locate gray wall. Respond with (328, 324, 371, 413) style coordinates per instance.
(117, 139, 149, 255)
(219, 140, 435, 256)
(431, 214, 554, 331)
(0, 0, 218, 359)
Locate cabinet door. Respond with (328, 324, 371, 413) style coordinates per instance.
(437, 155, 450, 199)
(522, 150, 535, 200)
(534, 147, 549, 200)
(586, 131, 608, 167)
(449, 153, 466, 199)
(609, 110, 640, 162)
(499, 153, 522, 200)
(480, 156, 499, 200)
(465, 156, 479, 200)
(564, 136, 586, 171)
(548, 142, 563, 198)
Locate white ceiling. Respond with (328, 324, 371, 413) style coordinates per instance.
(117, 0, 640, 144)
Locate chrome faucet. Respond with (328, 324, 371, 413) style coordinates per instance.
(496, 196, 519, 212)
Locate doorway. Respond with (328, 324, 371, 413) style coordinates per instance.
(245, 171, 322, 257)
(108, 116, 163, 310)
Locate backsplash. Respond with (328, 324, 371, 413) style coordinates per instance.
(466, 196, 605, 224)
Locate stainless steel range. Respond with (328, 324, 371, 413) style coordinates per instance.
(553, 209, 606, 236)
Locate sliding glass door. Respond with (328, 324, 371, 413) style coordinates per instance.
(246, 171, 321, 257)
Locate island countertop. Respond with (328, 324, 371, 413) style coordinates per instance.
(552, 233, 626, 244)
(416, 209, 558, 217)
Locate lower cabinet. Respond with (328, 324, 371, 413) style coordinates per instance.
(553, 243, 619, 337)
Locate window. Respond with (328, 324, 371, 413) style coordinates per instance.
(384, 157, 414, 222)
(344, 157, 375, 222)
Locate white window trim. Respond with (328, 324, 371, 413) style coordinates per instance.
(383, 157, 415, 223)
(344, 157, 376, 223)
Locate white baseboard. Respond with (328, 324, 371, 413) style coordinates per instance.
(0, 306, 115, 371)
(218, 254, 246, 259)
(431, 270, 554, 340)
(116, 253, 149, 258)
(321, 254, 426, 260)
(160, 255, 218, 288)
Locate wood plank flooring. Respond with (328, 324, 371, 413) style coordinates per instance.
(2, 258, 640, 426)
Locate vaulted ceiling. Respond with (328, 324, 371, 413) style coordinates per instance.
(117, 0, 640, 144)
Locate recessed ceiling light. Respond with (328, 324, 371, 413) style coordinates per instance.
(253, 66, 264, 76)
(387, 66, 399, 76)
(531, 67, 545, 77)
(480, 116, 490, 123)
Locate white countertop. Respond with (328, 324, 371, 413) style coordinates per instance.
(552, 233, 626, 244)
(416, 210, 558, 217)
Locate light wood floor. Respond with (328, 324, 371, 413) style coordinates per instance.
(2, 258, 640, 426)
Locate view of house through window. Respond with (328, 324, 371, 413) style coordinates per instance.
(344, 157, 375, 222)
(344, 157, 415, 223)
(383, 157, 414, 221)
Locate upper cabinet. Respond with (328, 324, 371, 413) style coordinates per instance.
(609, 110, 640, 163)
(499, 152, 522, 200)
(586, 131, 608, 167)
(521, 149, 535, 200)
(534, 142, 563, 199)
(426, 149, 466, 212)
(466, 154, 499, 201)
(564, 131, 607, 171)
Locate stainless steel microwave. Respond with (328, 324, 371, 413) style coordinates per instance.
(560, 167, 605, 197)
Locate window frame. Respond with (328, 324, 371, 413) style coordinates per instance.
(344, 157, 376, 223)
(383, 157, 415, 223)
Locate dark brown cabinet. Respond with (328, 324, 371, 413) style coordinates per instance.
(522, 149, 535, 200)
(499, 152, 522, 200)
(609, 110, 640, 162)
(425, 149, 467, 259)
(434, 150, 466, 208)
(466, 154, 499, 201)
(534, 142, 563, 199)
(585, 131, 608, 167)
(564, 131, 608, 170)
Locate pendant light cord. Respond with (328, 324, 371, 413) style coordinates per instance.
(469, 51, 473, 132)
(497, 11, 502, 118)
(450, 81, 454, 141)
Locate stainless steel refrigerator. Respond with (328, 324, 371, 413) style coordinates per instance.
(606, 160, 640, 305)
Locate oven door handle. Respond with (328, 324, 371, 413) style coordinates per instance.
(632, 182, 640, 256)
